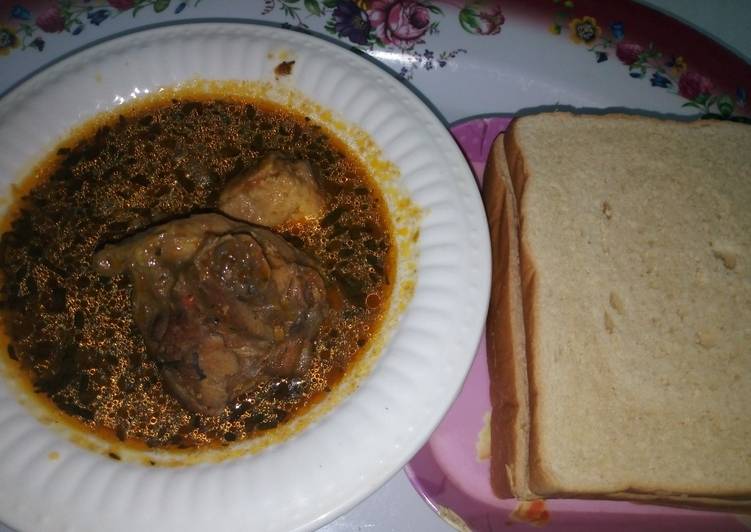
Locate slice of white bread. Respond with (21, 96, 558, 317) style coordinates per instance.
(483, 113, 751, 510)
(482, 133, 534, 500)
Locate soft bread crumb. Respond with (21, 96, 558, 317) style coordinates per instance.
(712, 248, 737, 270)
(437, 505, 472, 532)
(609, 292, 624, 314)
(696, 329, 717, 349)
(475, 410, 491, 461)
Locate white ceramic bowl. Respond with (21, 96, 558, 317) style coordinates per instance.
(0, 22, 490, 532)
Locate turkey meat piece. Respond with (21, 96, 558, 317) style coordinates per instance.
(94, 213, 329, 415)
(219, 153, 326, 227)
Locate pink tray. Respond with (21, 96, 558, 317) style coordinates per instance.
(404, 117, 750, 532)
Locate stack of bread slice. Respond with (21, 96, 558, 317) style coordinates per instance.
(482, 112, 751, 511)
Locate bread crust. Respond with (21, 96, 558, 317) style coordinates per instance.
(485, 112, 751, 512)
(502, 122, 544, 498)
(481, 133, 531, 498)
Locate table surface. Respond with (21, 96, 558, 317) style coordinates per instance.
(1, 1, 749, 531)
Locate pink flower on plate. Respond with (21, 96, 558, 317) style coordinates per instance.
(615, 41, 644, 65)
(108, 0, 135, 10)
(368, 0, 431, 50)
(459, 2, 505, 35)
(35, 6, 65, 33)
(678, 71, 713, 100)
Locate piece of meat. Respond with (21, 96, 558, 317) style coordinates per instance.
(94, 213, 329, 415)
(219, 153, 326, 227)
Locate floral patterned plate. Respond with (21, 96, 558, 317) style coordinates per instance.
(2, 0, 748, 123)
(1, 1, 750, 531)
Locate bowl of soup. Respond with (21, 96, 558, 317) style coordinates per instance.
(0, 22, 490, 532)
